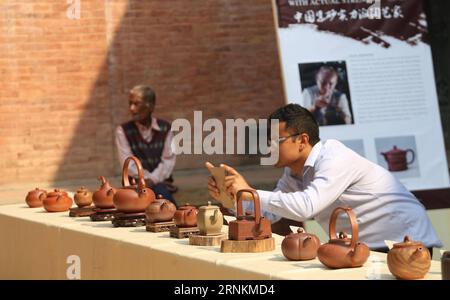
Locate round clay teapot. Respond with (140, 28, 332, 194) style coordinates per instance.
(43, 189, 73, 212)
(145, 195, 176, 223)
(387, 235, 431, 280)
(25, 188, 47, 208)
(74, 186, 93, 208)
(381, 145, 415, 172)
(281, 227, 321, 261)
(92, 176, 116, 209)
(317, 207, 370, 269)
(174, 204, 198, 227)
(113, 156, 156, 213)
(197, 201, 223, 236)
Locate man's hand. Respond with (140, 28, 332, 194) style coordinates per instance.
(222, 164, 253, 198)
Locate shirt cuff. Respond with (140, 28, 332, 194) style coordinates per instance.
(256, 190, 274, 212)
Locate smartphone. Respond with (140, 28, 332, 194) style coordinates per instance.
(209, 166, 235, 209)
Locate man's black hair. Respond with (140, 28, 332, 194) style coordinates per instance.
(269, 104, 320, 146)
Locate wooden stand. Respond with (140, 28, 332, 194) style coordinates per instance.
(146, 220, 176, 232)
(69, 206, 95, 217)
(189, 232, 226, 246)
(169, 226, 199, 239)
(220, 237, 275, 253)
(112, 212, 146, 227)
(90, 208, 118, 222)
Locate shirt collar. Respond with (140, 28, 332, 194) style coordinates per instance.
(304, 140, 323, 168)
(135, 117, 161, 132)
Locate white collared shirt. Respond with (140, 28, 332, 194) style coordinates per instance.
(255, 139, 442, 249)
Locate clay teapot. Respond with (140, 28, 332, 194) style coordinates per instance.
(197, 201, 223, 236)
(43, 189, 73, 212)
(74, 186, 93, 208)
(25, 188, 47, 208)
(228, 189, 272, 241)
(113, 156, 155, 213)
(281, 227, 321, 261)
(387, 235, 431, 280)
(174, 204, 199, 227)
(92, 176, 116, 209)
(317, 207, 370, 269)
(381, 146, 415, 172)
(145, 195, 177, 223)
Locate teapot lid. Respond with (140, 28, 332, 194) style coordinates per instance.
(76, 186, 89, 193)
(392, 235, 423, 248)
(200, 201, 219, 211)
(47, 189, 68, 197)
(384, 145, 406, 155)
(178, 203, 196, 210)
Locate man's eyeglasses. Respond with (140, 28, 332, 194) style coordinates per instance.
(267, 133, 301, 146)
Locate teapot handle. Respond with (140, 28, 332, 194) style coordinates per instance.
(406, 149, 415, 165)
(329, 207, 358, 250)
(236, 189, 261, 226)
(122, 156, 146, 191)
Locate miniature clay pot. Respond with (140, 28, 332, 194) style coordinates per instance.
(92, 176, 116, 209)
(281, 227, 321, 261)
(145, 195, 176, 223)
(197, 201, 223, 236)
(25, 188, 47, 208)
(317, 207, 370, 269)
(43, 189, 73, 212)
(387, 235, 431, 280)
(113, 156, 156, 213)
(74, 186, 93, 208)
(174, 204, 198, 227)
(228, 189, 272, 241)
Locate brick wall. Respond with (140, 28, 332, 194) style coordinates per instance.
(0, 0, 285, 186)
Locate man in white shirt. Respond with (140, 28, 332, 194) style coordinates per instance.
(207, 104, 442, 253)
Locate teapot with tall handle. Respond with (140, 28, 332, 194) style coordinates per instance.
(317, 207, 370, 269)
(113, 156, 156, 213)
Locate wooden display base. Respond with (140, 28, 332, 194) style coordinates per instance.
(89, 208, 118, 222)
(169, 226, 199, 239)
(220, 237, 275, 253)
(112, 212, 146, 227)
(69, 206, 95, 217)
(189, 232, 226, 246)
(146, 220, 176, 232)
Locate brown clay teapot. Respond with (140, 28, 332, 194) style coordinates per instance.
(281, 227, 321, 261)
(197, 201, 223, 236)
(74, 186, 93, 208)
(317, 207, 370, 269)
(92, 176, 116, 209)
(174, 204, 199, 227)
(228, 189, 272, 241)
(145, 195, 177, 223)
(113, 156, 156, 213)
(387, 235, 431, 280)
(25, 188, 47, 208)
(43, 189, 73, 212)
(381, 145, 415, 172)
